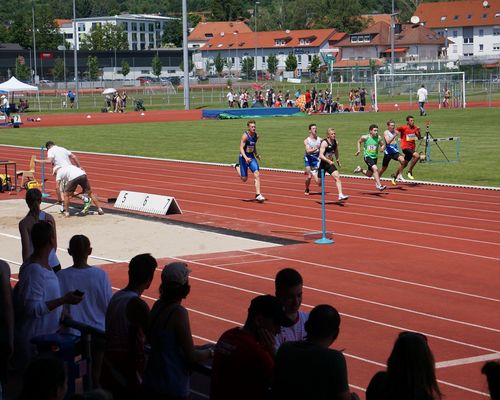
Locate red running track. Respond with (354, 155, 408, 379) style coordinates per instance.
(3, 145, 499, 399)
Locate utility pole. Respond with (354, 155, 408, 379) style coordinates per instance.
(73, 0, 79, 109)
(182, 0, 190, 109)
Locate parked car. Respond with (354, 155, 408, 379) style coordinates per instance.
(136, 76, 156, 85)
(160, 76, 181, 86)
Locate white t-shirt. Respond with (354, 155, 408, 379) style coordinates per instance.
(227, 92, 234, 102)
(275, 311, 309, 349)
(47, 145, 73, 168)
(417, 87, 428, 102)
(56, 164, 85, 183)
(57, 266, 112, 335)
(1, 97, 9, 108)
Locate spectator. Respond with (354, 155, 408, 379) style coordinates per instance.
(101, 253, 157, 400)
(482, 361, 500, 400)
(227, 89, 234, 108)
(366, 331, 442, 400)
(0, 95, 10, 118)
(272, 304, 357, 400)
(121, 91, 128, 109)
(274, 268, 308, 348)
(18, 356, 67, 400)
(0, 260, 14, 399)
(19, 188, 61, 272)
(210, 295, 293, 400)
(18, 99, 29, 112)
(57, 235, 112, 387)
(360, 88, 366, 111)
(67, 90, 75, 109)
(14, 221, 83, 370)
(143, 262, 213, 399)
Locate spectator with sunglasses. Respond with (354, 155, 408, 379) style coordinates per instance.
(366, 331, 442, 400)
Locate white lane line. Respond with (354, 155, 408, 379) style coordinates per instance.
(239, 250, 500, 303)
(436, 353, 500, 368)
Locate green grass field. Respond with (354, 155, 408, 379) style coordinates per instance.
(1, 108, 498, 187)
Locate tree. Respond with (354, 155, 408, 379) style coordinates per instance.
(214, 53, 224, 76)
(285, 53, 297, 72)
(179, 59, 194, 73)
(162, 19, 183, 47)
(53, 57, 65, 81)
(15, 56, 31, 81)
(80, 23, 128, 51)
(9, 6, 61, 50)
(188, 13, 202, 28)
(267, 54, 278, 76)
(121, 60, 130, 78)
(309, 55, 321, 75)
(210, 0, 246, 21)
(241, 57, 254, 79)
(151, 54, 162, 77)
(87, 55, 99, 80)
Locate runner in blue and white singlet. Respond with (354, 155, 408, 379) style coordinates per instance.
(378, 119, 405, 184)
(303, 124, 322, 195)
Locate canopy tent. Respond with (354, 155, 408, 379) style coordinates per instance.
(0, 76, 40, 112)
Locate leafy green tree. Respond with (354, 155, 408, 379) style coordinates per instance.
(309, 55, 321, 75)
(9, 6, 61, 50)
(87, 55, 99, 80)
(214, 53, 225, 76)
(152, 54, 162, 77)
(241, 57, 254, 79)
(188, 13, 202, 28)
(179, 59, 194, 72)
(52, 57, 65, 81)
(15, 56, 31, 81)
(80, 23, 128, 51)
(121, 60, 130, 78)
(162, 19, 183, 47)
(285, 53, 297, 72)
(267, 54, 278, 76)
(210, 0, 246, 20)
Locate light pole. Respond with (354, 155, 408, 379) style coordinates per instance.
(254, 1, 260, 82)
(114, 47, 117, 80)
(390, 0, 395, 94)
(233, 32, 238, 76)
(31, 0, 37, 84)
(182, 0, 190, 109)
(73, 0, 79, 109)
(57, 45, 67, 89)
(444, 28, 448, 59)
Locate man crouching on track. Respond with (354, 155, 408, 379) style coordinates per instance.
(54, 165, 104, 217)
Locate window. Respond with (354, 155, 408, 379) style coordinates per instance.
(131, 22, 137, 31)
(121, 22, 128, 31)
(479, 29, 484, 36)
(440, 16, 447, 21)
(140, 33, 145, 41)
(467, 14, 472, 19)
(464, 37, 474, 43)
(156, 22, 161, 29)
(149, 33, 154, 42)
(463, 52, 473, 56)
(351, 36, 358, 43)
(453, 15, 459, 20)
(149, 24, 154, 32)
(78, 23, 85, 32)
(493, 44, 500, 50)
(65, 33, 73, 39)
(479, 44, 484, 51)
(482, 13, 488, 18)
(496, 13, 500, 17)
(363, 35, 370, 42)
(494, 28, 500, 35)
(140, 23, 145, 31)
(132, 43, 137, 50)
(275, 39, 286, 46)
(132, 33, 137, 41)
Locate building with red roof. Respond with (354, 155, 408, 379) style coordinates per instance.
(188, 21, 252, 49)
(415, 0, 500, 62)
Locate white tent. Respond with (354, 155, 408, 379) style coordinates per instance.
(0, 76, 40, 112)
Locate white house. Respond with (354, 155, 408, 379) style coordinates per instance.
(415, 0, 500, 62)
(58, 14, 177, 51)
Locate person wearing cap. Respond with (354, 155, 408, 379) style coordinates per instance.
(0, 94, 10, 118)
(53, 164, 103, 217)
(272, 304, 358, 400)
(210, 295, 293, 400)
(143, 262, 213, 399)
(101, 254, 157, 400)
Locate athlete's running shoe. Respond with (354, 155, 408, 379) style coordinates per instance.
(304, 188, 310, 195)
(407, 172, 415, 180)
(376, 184, 387, 191)
(396, 174, 407, 182)
(353, 166, 362, 174)
(82, 198, 92, 214)
(390, 175, 397, 186)
(255, 194, 266, 202)
(338, 194, 349, 201)
(97, 208, 105, 215)
(232, 163, 239, 170)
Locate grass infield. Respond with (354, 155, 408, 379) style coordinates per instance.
(1, 107, 498, 187)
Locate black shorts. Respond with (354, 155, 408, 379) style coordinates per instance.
(320, 162, 338, 175)
(402, 148, 416, 162)
(65, 174, 91, 194)
(382, 153, 400, 167)
(364, 157, 377, 171)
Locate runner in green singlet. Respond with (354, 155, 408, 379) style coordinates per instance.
(353, 124, 386, 191)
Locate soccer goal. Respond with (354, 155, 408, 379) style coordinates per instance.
(373, 71, 466, 111)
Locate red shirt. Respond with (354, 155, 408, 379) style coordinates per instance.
(210, 327, 274, 400)
(397, 124, 421, 151)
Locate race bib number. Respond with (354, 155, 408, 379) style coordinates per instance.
(406, 133, 416, 141)
(367, 145, 377, 152)
(246, 145, 255, 153)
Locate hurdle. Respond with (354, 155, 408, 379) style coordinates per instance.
(313, 169, 334, 245)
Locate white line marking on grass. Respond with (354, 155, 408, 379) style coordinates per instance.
(436, 353, 500, 368)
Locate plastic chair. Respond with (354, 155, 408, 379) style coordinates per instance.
(16, 155, 36, 189)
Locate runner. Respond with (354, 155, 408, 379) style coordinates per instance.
(378, 119, 406, 185)
(53, 164, 104, 217)
(354, 124, 386, 191)
(234, 120, 265, 202)
(303, 123, 322, 195)
(318, 128, 349, 201)
(394, 115, 422, 180)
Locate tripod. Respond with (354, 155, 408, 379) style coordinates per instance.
(423, 121, 449, 162)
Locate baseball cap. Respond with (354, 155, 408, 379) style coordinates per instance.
(248, 295, 294, 327)
(161, 262, 191, 286)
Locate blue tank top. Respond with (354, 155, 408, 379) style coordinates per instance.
(243, 131, 258, 157)
(384, 129, 399, 155)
